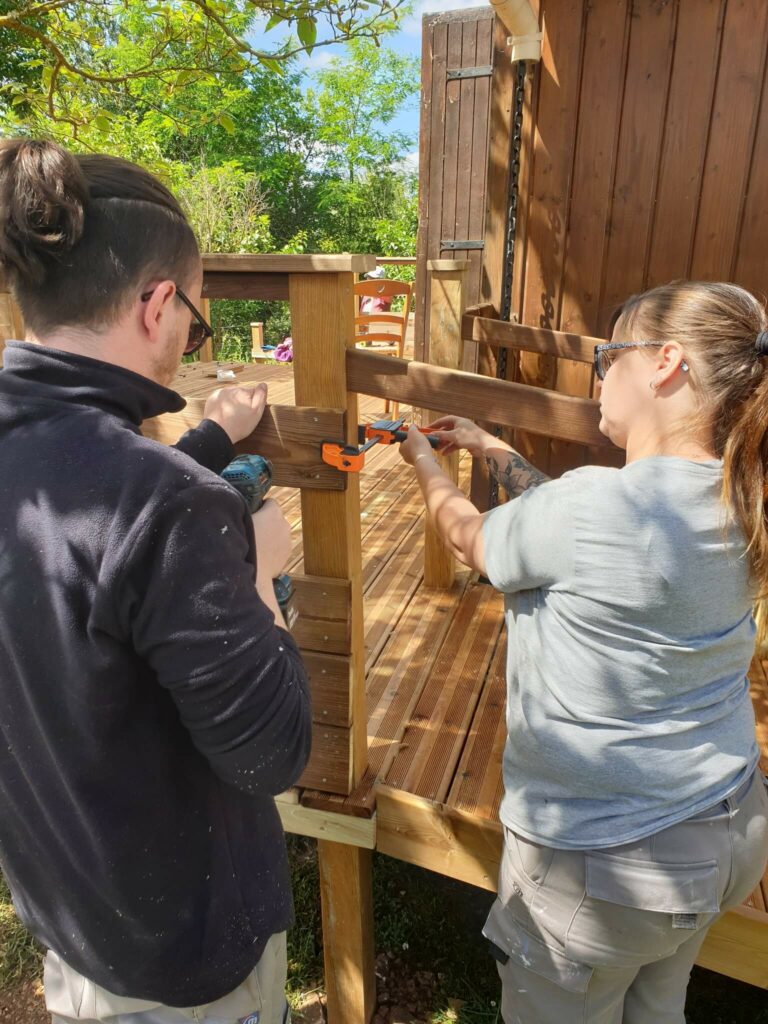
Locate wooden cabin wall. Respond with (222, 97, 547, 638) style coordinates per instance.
(513, 0, 768, 475)
(417, 0, 768, 480)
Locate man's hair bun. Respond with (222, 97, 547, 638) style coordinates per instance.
(0, 138, 89, 285)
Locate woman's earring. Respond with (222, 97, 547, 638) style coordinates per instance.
(681, 360, 689, 372)
(649, 379, 658, 391)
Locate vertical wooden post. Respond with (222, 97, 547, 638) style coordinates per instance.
(199, 297, 214, 363)
(423, 259, 468, 588)
(289, 269, 374, 1024)
(318, 840, 375, 1024)
(250, 321, 265, 359)
(289, 270, 366, 788)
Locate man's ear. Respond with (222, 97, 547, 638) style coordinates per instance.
(140, 281, 176, 344)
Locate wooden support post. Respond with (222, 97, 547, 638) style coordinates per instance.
(199, 297, 214, 362)
(423, 259, 468, 588)
(290, 270, 366, 789)
(318, 841, 376, 1024)
(290, 270, 374, 1024)
(250, 321, 266, 360)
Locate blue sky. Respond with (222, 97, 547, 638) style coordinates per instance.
(249, 0, 473, 171)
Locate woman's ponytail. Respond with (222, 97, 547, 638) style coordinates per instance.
(0, 139, 88, 286)
(722, 370, 768, 594)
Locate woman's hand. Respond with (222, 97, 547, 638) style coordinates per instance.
(399, 425, 437, 467)
(204, 383, 268, 443)
(426, 416, 499, 457)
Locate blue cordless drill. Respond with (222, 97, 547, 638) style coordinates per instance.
(221, 455, 295, 624)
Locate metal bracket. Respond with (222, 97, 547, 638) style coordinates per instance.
(440, 240, 485, 251)
(447, 65, 493, 81)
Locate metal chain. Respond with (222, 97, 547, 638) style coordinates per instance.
(489, 60, 527, 509)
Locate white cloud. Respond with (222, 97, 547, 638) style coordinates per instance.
(389, 149, 420, 174)
(402, 0, 480, 36)
(298, 49, 336, 73)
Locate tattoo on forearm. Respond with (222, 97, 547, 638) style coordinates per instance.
(485, 451, 550, 498)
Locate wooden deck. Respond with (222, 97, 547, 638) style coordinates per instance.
(167, 360, 768, 989)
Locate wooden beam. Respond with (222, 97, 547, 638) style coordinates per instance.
(276, 797, 376, 850)
(300, 723, 354, 795)
(376, 785, 503, 892)
(291, 269, 375, 1023)
(463, 315, 601, 364)
(347, 349, 616, 450)
(423, 260, 467, 588)
(697, 905, 768, 989)
(142, 402, 346, 491)
(202, 272, 289, 302)
(290, 271, 367, 791)
(199, 298, 214, 362)
(203, 253, 377, 274)
(318, 842, 376, 1024)
(301, 652, 353, 728)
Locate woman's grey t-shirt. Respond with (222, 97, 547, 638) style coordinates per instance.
(483, 456, 760, 850)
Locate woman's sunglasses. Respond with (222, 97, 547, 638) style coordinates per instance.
(593, 341, 662, 381)
(140, 285, 213, 356)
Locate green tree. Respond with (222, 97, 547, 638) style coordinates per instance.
(309, 38, 418, 182)
(0, 0, 407, 133)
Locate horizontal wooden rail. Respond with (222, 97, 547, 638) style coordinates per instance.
(143, 402, 347, 490)
(203, 253, 376, 274)
(462, 315, 603, 365)
(463, 302, 498, 320)
(203, 271, 289, 302)
(347, 349, 616, 450)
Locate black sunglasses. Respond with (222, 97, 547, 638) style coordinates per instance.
(593, 341, 663, 381)
(140, 285, 213, 356)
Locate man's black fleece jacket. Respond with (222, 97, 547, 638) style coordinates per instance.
(0, 341, 312, 1006)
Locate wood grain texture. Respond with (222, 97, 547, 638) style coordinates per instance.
(347, 348, 616, 449)
(423, 262, 467, 588)
(291, 271, 367, 792)
(464, 315, 602, 363)
(202, 272, 290, 302)
(143, 402, 346, 491)
(376, 786, 503, 893)
(298, 723, 353, 795)
(690, 0, 768, 281)
(697, 905, 768, 989)
(203, 253, 377, 274)
(318, 842, 376, 1024)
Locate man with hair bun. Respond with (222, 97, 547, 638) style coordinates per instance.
(0, 138, 311, 1024)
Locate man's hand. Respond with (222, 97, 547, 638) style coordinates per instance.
(204, 383, 268, 444)
(251, 499, 293, 583)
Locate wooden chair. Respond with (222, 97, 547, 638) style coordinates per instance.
(354, 278, 412, 417)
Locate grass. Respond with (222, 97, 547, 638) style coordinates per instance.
(0, 880, 41, 990)
(0, 841, 766, 1022)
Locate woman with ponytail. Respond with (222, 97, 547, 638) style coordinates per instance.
(399, 281, 768, 1023)
(0, 139, 310, 1024)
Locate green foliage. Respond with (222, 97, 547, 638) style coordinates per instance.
(0, 7, 420, 361)
(0, 877, 41, 989)
(0, 1, 408, 132)
(309, 38, 419, 180)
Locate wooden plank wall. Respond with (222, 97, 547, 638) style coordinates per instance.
(510, 0, 768, 477)
(414, 6, 495, 369)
